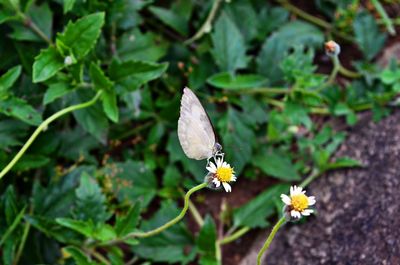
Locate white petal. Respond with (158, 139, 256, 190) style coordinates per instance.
(291, 210, 301, 219)
(301, 209, 314, 216)
(290, 186, 295, 196)
(206, 166, 216, 173)
(231, 176, 237, 181)
(308, 196, 316, 206)
(213, 179, 221, 187)
(280, 194, 292, 205)
(217, 158, 223, 168)
(222, 182, 231, 192)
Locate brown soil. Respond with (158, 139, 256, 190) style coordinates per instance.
(240, 111, 400, 265)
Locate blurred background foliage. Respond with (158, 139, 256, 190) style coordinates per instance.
(0, 0, 399, 264)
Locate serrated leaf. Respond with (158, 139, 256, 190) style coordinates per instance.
(133, 201, 196, 264)
(105, 160, 157, 207)
(89, 63, 114, 90)
(117, 29, 169, 62)
(109, 60, 168, 90)
(197, 215, 218, 265)
(211, 12, 247, 73)
(43, 82, 71, 104)
(218, 108, 254, 174)
(32, 47, 64, 83)
(115, 202, 141, 237)
(0, 97, 42, 126)
(74, 172, 110, 223)
(57, 12, 105, 59)
(257, 21, 323, 84)
(149, 6, 188, 36)
(0, 65, 21, 95)
(72, 90, 109, 142)
(207, 72, 267, 89)
(353, 11, 387, 61)
(233, 184, 289, 228)
(101, 89, 119, 122)
(252, 151, 300, 181)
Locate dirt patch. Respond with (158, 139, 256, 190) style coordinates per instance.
(240, 111, 400, 265)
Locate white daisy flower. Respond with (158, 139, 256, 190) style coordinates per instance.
(281, 185, 316, 219)
(206, 158, 236, 192)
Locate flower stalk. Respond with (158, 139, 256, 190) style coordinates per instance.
(256, 216, 286, 265)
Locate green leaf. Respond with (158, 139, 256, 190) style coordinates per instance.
(89, 63, 114, 90)
(219, 108, 254, 174)
(133, 201, 196, 264)
(252, 151, 300, 181)
(117, 29, 169, 62)
(32, 47, 65, 83)
(211, 12, 248, 73)
(105, 160, 157, 207)
(325, 157, 363, 170)
(13, 154, 50, 171)
(353, 11, 387, 61)
(109, 60, 168, 89)
(63, 0, 76, 14)
(0, 206, 25, 246)
(56, 218, 93, 238)
(74, 172, 110, 223)
(0, 97, 42, 126)
(63, 246, 93, 265)
(57, 12, 105, 59)
(197, 215, 218, 265)
(72, 90, 109, 142)
(26, 215, 81, 244)
(207, 72, 267, 89)
(233, 184, 290, 228)
(115, 202, 141, 237)
(380, 69, 400, 85)
(149, 6, 188, 36)
(0, 65, 21, 95)
(101, 89, 119, 122)
(257, 21, 323, 84)
(43, 82, 71, 104)
(27, 3, 53, 40)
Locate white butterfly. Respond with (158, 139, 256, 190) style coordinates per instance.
(178, 87, 222, 161)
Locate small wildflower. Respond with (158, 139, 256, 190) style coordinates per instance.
(325, 40, 341, 57)
(281, 185, 316, 219)
(206, 158, 236, 192)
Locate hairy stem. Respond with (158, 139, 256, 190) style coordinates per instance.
(219, 226, 250, 245)
(256, 217, 286, 265)
(188, 199, 204, 227)
(370, 0, 396, 35)
(0, 91, 102, 180)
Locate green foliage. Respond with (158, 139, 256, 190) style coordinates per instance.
(0, 0, 393, 264)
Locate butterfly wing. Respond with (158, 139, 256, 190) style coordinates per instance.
(178, 87, 216, 160)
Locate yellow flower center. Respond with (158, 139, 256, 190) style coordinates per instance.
(216, 166, 234, 182)
(291, 194, 309, 212)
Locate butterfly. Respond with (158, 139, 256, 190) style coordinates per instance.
(178, 87, 223, 161)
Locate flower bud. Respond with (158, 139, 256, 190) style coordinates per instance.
(324, 40, 341, 57)
(64, 56, 73, 66)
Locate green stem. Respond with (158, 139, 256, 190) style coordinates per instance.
(185, 0, 223, 44)
(219, 226, 250, 245)
(17, 11, 53, 46)
(370, 0, 396, 35)
(338, 65, 362, 79)
(256, 217, 286, 265)
(188, 199, 204, 227)
(0, 91, 102, 181)
(276, 0, 354, 42)
(299, 169, 321, 188)
(102, 183, 208, 246)
(91, 250, 111, 265)
(215, 241, 222, 264)
(13, 216, 31, 265)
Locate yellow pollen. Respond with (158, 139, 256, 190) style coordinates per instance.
(216, 166, 234, 182)
(291, 194, 309, 212)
